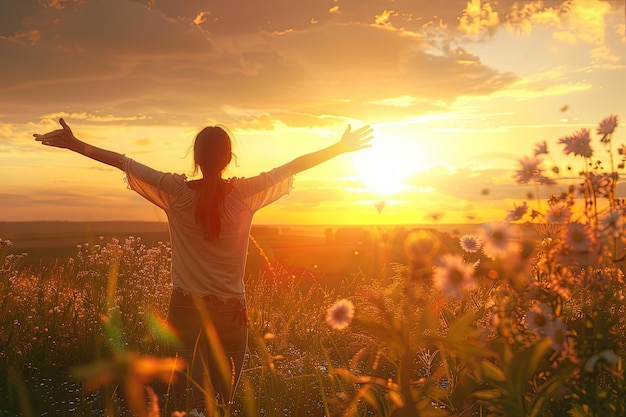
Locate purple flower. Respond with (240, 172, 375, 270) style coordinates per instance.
(563, 222, 595, 252)
(478, 222, 521, 260)
(505, 201, 529, 222)
(514, 155, 555, 185)
(596, 115, 618, 139)
(546, 203, 572, 224)
(526, 303, 568, 352)
(559, 128, 593, 158)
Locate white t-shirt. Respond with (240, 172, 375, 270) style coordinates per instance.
(122, 156, 293, 300)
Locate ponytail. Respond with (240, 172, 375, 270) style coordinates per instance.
(192, 126, 233, 240)
(195, 174, 226, 240)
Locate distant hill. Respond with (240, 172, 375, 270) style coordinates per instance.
(0, 221, 486, 272)
(0, 221, 170, 264)
(0, 221, 169, 237)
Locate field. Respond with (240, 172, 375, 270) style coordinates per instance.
(0, 221, 467, 416)
(2, 217, 626, 417)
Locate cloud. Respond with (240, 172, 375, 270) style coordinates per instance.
(590, 45, 622, 65)
(40, 112, 153, 123)
(458, 0, 500, 35)
(560, 0, 612, 44)
(2, 29, 41, 45)
(501, 0, 613, 45)
(502, 1, 564, 36)
(0, 0, 521, 127)
(0, 0, 229, 122)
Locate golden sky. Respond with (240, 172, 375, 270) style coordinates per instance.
(1, 0, 625, 225)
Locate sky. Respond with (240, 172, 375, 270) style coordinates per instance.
(1, 0, 625, 225)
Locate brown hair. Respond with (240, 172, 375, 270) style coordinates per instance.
(192, 126, 233, 240)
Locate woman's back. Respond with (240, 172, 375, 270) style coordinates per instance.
(124, 156, 294, 299)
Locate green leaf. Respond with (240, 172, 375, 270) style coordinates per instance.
(511, 338, 552, 395)
(446, 368, 481, 412)
(480, 360, 507, 383)
(528, 373, 569, 417)
(436, 308, 491, 360)
(472, 388, 502, 400)
(440, 307, 456, 327)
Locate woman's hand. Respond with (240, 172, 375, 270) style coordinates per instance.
(33, 118, 81, 151)
(33, 118, 124, 169)
(281, 124, 375, 175)
(338, 124, 374, 153)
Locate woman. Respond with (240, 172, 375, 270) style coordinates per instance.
(34, 118, 373, 412)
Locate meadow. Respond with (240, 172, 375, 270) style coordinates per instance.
(2, 115, 626, 417)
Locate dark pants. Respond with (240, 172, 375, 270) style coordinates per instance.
(167, 288, 248, 410)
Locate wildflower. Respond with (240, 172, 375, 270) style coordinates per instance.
(505, 201, 528, 222)
(533, 140, 548, 156)
(433, 253, 476, 298)
(514, 155, 541, 184)
(546, 203, 572, 224)
(563, 222, 594, 252)
(479, 222, 521, 260)
(525, 303, 567, 351)
(326, 299, 355, 330)
(596, 115, 618, 141)
(514, 155, 555, 185)
(459, 234, 481, 253)
(559, 128, 593, 158)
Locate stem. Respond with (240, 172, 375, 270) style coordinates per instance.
(534, 181, 542, 213)
(607, 133, 615, 174)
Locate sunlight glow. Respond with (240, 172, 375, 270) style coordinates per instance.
(353, 139, 423, 196)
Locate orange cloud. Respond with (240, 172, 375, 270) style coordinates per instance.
(374, 10, 397, 26)
(559, 0, 611, 44)
(503, 1, 562, 36)
(40, 112, 152, 123)
(193, 11, 210, 25)
(503, 0, 612, 44)
(40, 0, 83, 10)
(1, 29, 40, 45)
(458, 0, 499, 35)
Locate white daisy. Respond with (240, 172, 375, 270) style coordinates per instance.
(326, 299, 355, 330)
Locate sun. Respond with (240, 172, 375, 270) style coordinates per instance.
(353, 140, 422, 195)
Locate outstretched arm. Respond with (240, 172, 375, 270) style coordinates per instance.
(282, 125, 373, 175)
(33, 118, 124, 170)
